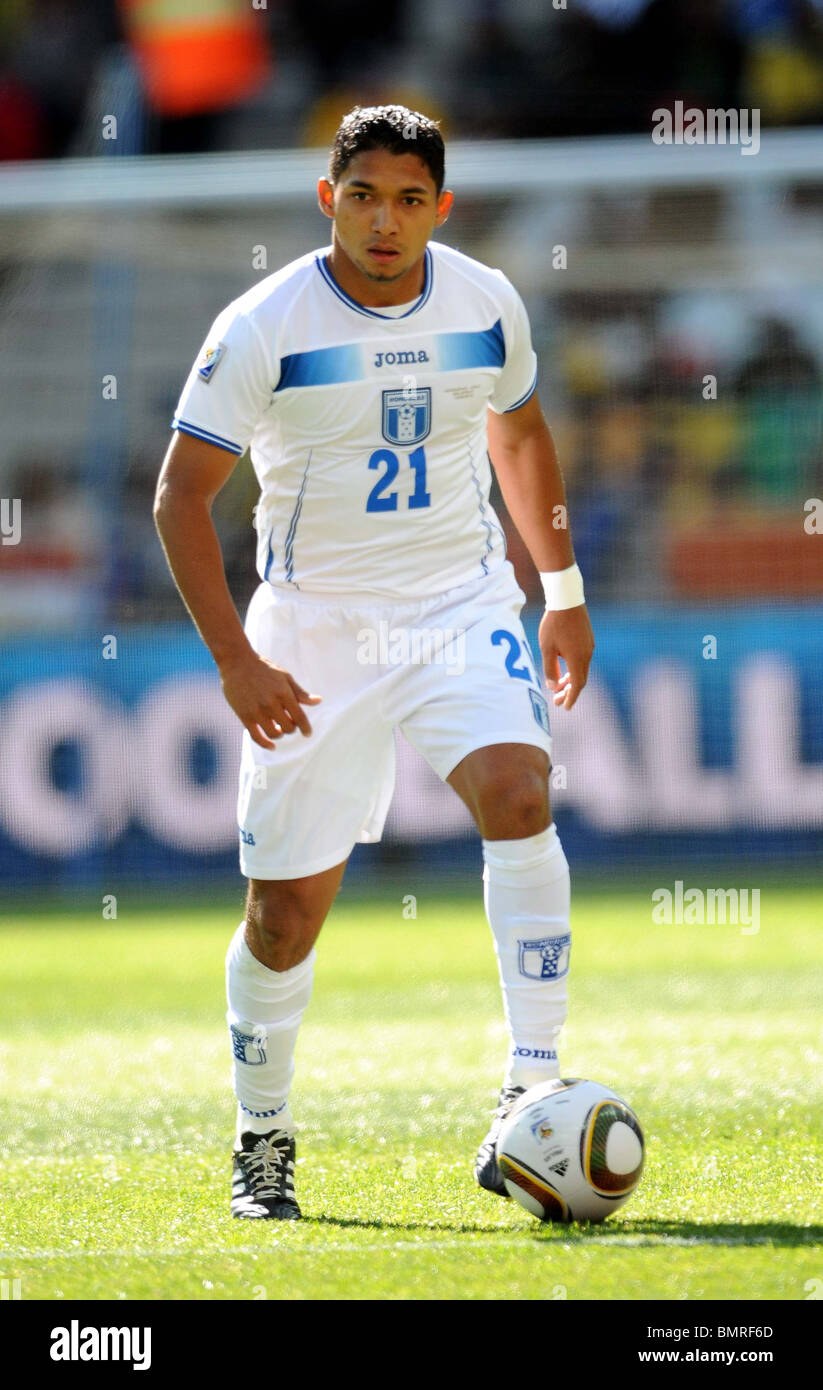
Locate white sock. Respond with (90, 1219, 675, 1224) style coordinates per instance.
(482, 823, 571, 1090)
(225, 922, 315, 1146)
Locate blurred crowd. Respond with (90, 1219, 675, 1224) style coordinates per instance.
(3, 0, 823, 161)
(2, 0, 823, 624)
(533, 307, 823, 601)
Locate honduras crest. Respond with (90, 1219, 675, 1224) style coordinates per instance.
(382, 387, 431, 445)
(529, 687, 550, 734)
(518, 933, 571, 981)
(230, 1024, 267, 1065)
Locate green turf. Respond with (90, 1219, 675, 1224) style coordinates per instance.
(1, 885, 821, 1301)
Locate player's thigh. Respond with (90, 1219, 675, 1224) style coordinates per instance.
(397, 577, 553, 833)
(238, 585, 396, 880)
(447, 741, 551, 840)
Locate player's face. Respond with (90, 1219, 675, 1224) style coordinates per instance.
(318, 149, 452, 292)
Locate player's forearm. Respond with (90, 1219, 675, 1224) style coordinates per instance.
(153, 491, 253, 670)
(491, 421, 576, 574)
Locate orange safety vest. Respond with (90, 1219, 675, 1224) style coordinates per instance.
(120, 0, 270, 118)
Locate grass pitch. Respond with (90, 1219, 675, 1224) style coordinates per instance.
(1, 882, 821, 1301)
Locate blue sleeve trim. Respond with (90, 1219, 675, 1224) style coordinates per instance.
(502, 371, 538, 414)
(172, 418, 244, 456)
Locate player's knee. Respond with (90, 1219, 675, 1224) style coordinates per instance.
(475, 772, 549, 840)
(245, 883, 319, 970)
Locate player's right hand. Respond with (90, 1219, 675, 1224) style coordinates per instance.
(219, 650, 322, 750)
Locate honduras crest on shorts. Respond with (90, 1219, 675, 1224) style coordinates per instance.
(529, 688, 550, 733)
(382, 387, 431, 445)
(230, 1024, 267, 1065)
(518, 933, 571, 980)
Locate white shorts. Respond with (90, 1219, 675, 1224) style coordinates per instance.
(237, 561, 552, 879)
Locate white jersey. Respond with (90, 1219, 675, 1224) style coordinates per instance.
(173, 241, 538, 599)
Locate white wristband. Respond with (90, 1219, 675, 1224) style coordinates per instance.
(540, 563, 585, 610)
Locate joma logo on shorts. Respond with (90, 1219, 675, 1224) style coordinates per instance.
(373, 350, 430, 367)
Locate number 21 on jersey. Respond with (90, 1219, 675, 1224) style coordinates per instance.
(366, 447, 431, 512)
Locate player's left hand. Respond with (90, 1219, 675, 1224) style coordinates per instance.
(538, 604, 595, 711)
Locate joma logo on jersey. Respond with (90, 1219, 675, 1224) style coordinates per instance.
(382, 387, 431, 445)
(373, 350, 430, 367)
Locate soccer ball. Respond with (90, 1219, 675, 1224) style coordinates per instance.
(495, 1077, 645, 1223)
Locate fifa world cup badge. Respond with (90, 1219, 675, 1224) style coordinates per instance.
(197, 341, 226, 382)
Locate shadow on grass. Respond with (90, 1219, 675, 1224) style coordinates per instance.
(532, 1219, 823, 1247)
(305, 1213, 512, 1235)
(305, 1213, 823, 1245)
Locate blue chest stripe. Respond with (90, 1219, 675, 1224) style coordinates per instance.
(274, 320, 505, 391)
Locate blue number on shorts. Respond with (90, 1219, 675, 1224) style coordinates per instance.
(366, 449, 399, 511)
(491, 628, 535, 683)
(366, 447, 430, 512)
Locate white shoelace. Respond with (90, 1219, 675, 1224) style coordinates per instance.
(244, 1136, 288, 1199)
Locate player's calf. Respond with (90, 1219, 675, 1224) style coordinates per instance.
(475, 823, 571, 1196)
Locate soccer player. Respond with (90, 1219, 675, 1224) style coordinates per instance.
(154, 105, 594, 1220)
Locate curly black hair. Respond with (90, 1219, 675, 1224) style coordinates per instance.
(329, 105, 445, 195)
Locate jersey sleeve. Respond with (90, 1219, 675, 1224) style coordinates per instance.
(172, 303, 273, 456)
(487, 277, 538, 415)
